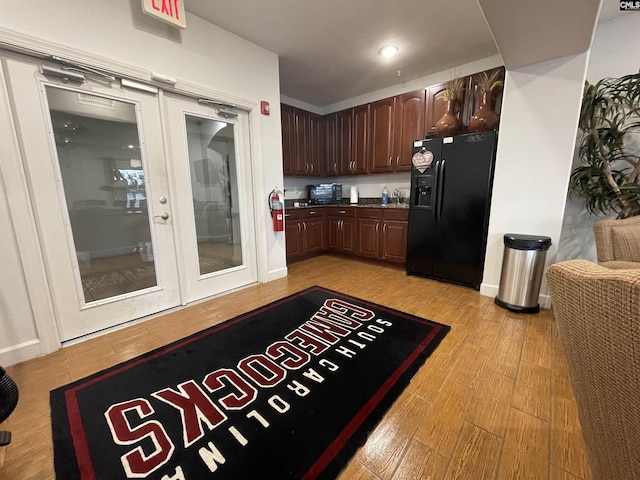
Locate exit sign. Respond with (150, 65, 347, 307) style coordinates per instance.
(141, 0, 186, 29)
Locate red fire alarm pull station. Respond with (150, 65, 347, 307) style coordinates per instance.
(260, 101, 270, 116)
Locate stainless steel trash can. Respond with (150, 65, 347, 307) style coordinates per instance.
(495, 234, 552, 313)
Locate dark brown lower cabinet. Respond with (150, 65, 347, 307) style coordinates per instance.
(285, 208, 326, 262)
(357, 208, 408, 263)
(357, 209, 381, 259)
(286, 206, 408, 264)
(381, 209, 409, 263)
(327, 207, 357, 254)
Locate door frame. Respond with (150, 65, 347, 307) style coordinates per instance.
(0, 30, 269, 358)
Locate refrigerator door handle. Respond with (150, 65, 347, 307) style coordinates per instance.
(436, 159, 446, 222)
(433, 159, 441, 223)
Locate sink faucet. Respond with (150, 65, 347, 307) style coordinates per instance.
(392, 189, 402, 204)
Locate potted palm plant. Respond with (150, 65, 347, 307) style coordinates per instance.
(468, 68, 503, 133)
(434, 77, 465, 137)
(570, 72, 640, 219)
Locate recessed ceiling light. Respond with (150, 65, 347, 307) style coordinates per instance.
(379, 45, 399, 58)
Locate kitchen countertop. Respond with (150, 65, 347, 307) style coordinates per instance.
(285, 199, 409, 209)
(287, 203, 409, 209)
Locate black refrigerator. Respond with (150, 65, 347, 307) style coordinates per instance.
(406, 131, 498, 290)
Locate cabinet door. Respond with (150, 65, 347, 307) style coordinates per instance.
(382, 221, 408, 263)
(395, 90, 426, 171)
(294, 108, 309, 175)
(369, 97, 396, 173)
(462, 67, 505, 129)
(281, 104, 295, 175)
(324, 113, 338, 176)
(327, 217, 341, 251)
(336, 109, 353, 175)
(285, 220, 302, 260)
(352, 104, 369, 174)
(341, 217, 357, 254)
(303, 219, 324, 253)
(308, 112, 323, 177)
(358, 219, 381, 258)
(425, 83, 464, 136)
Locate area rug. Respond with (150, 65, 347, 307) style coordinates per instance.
(50, 286, 450, 480)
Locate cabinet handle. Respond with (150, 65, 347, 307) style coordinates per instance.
(396, 156, 400, 167)
(383, 224, 387, 233)
(308, 211, 316, 215)
(310, 163, 314, 173)
(297, 223, 301, 233)
(303, 222, 307, 232)
(376, 223, 379, 233)
(339, 220, 343, 230)
(388, 156, 392, 166)
(338, 210, 346, 214)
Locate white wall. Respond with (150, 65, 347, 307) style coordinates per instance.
(481, 52, 590, 306)
(557, 14, 640, 262)
(0, 0, 284, 365)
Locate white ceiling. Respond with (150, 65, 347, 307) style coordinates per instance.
(186, 1, 628, 108)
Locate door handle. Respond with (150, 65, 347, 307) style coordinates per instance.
(438, 159, 446, 221)
(154, 212, 169, 220)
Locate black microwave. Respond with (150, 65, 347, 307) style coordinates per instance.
(307, 183, 342, 205)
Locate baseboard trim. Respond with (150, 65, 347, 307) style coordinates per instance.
(268, 266, 288, 282)
(480, 283, 552, 310)
(0, 339, 44, 367)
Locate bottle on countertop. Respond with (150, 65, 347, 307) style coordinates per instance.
(381, 185, 389, 205)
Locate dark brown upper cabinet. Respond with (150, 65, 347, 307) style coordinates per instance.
(425, 82, 465, 137)
(394, 90, 426, 171)
(351, 104, 369, 174)
(462, 66, 505, 132)
(324, 113, 338, 176)
(293, 108, 309, 175)
(370, 90, 426, 173)
(281, 66, 503, 178)
(369, 97, 396, 173)
(336, 108, 353, 175)
(281, 103, 295, 175)
(308, 112, 324, 176)
(281, 104, 324, 176)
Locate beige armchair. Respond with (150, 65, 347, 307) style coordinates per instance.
(593, 216, 640, 268)
(546, 260, 640, 480)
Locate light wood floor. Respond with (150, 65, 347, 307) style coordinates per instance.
(0, 254, 592, 479)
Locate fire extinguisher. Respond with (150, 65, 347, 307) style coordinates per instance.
(269, 188, 284, 232)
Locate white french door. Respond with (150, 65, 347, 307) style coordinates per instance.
(163, 93, 257, 303)
(4, 55, 181, 341)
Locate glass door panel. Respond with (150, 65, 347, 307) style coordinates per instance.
(185, 115, 243, 276)
(165, 94, 257, 303)
(46, 87, 157, 302)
